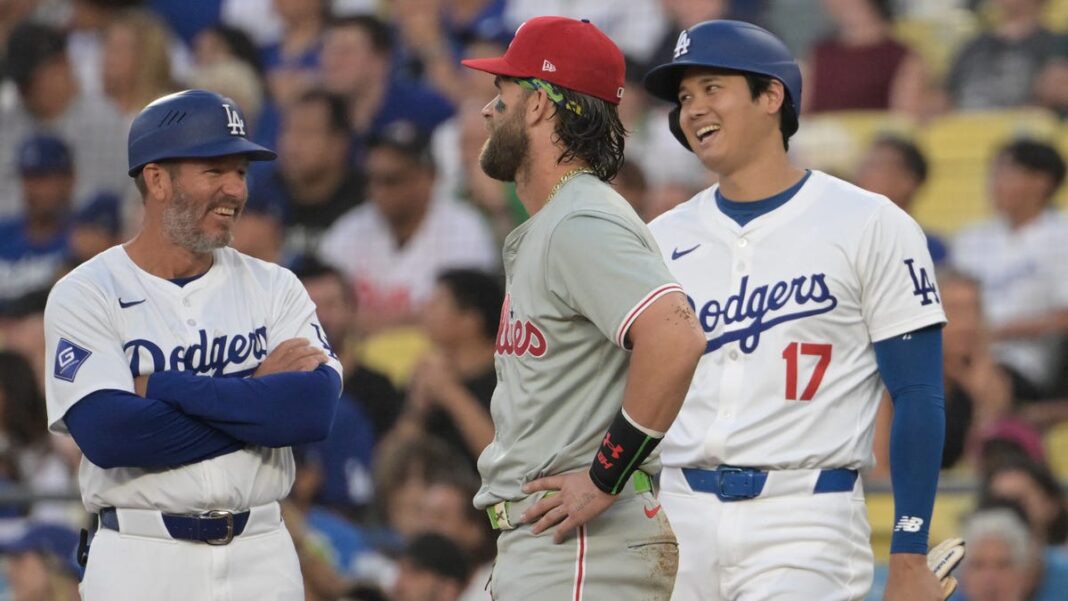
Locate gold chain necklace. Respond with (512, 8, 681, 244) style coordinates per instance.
(546, 167, 595, 204)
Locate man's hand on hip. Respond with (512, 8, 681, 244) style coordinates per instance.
(521, 472, 617, 544)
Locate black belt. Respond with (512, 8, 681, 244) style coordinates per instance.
(99, 507, 250, 545)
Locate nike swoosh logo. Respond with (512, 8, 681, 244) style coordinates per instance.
(644, 504, 662, 519)
(671, 244, 700, 260)
(118, 298, 146, 309)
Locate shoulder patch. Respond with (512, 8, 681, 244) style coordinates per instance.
(54, 338, 91, 382)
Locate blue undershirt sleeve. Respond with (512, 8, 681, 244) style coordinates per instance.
(63, 390, 245, 469)
(873, 324, 946, 555)
(146, 364, 342, 448)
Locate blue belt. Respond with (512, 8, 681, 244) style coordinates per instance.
(99, 507, 250, 545)
(681, 466, 858, 502)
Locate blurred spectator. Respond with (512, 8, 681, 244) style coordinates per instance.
(0, 22, 127, 220)
(192, 23, 265, 78)
(390, 0, 511, 103)
(429, 37, 526, 246)
(262, 0, 327, 108)
(980, 457, 1068, 546)
(951, 139, 1068, 395)
(0, 351, 79, 525)
(612, 160, 651, 220)
(281, 495, 352, 601)
(0, 136, 74, 309)
(284, 448, 381, 601)
(319, 123, 497, 334)
(619, 53, 708, 224)
(804, 0, 926, 115)
(0, 522, 82, 601)
(387, 269, 500, 467)
(65, 0, 148, 99)
(414, 471, 495, 601)
(250, 89, 364, 260)
(230, 200, 285, 264)
(290, 378, 376, 521)
(854, 135, 947, 264)
(978, 419, 1048, 476)
(952, 497, 1068, 601)
(293, 257, 404, 442)
(189, 24, 274, 145)
(943, 0, 1063, 111)
(371, 435, 469, 540)
(504, 0, 668, 64)
(646, 0, 729, 70)
(319, 15, 455, 152)
(391, 533, 471, 601)
(101, 8, 178, 121)
(187, 58, 267, 135)
(938, 271, 1018, 469)
(953, 504, 1038, 601)
(67, 191, 124, 266)
(220, 0, 285, 47)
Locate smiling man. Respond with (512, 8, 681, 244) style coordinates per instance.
(43, 90, 343, 601)
(644, 20, 950, 601)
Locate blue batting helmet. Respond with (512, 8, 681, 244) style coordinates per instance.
(643, 20, 801, 149)
(127, 89, 276, 177)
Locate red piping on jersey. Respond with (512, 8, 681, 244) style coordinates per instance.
(573, 525, 587, 601)
(616, 284, 684, 348)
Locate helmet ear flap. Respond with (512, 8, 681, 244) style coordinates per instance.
(669, 104, 692, 152)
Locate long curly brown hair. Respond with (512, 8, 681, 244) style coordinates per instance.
(550, 88, 627, 183)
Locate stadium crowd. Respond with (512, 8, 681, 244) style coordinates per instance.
(1, 0, 1068, 600)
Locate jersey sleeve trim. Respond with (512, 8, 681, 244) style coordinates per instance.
(869, 312, 946, 343)
(614, 284, 684, 349)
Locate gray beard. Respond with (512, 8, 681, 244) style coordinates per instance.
(162, 186, 232, 253)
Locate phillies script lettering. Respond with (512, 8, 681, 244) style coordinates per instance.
(495, 295, 547, 357)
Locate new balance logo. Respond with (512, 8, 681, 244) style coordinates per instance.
(542, 60, 557, 73)
(222, 103, 245, 136)
(673, 31, 691, 59)
(894, 516, 924, 533)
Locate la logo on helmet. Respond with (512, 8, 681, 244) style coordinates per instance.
(673, 31, 691, 59)
(222, 104, 246, 136)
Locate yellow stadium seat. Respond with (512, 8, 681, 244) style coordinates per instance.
(793, 111, 916, 176)
(1046, 421, 1068, 480)
(867, 487, 975, 563)
(1043, 0, 1068, 32)
(356, 326, 431, 388)
(893, 11, 980, 81)
(912, 108, 1060, 233)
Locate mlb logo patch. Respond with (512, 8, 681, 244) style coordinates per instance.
(54, 338, 91, 382)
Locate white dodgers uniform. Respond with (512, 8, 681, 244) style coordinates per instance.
(43, 245, 342, 601)
(648, 171, 946, 601)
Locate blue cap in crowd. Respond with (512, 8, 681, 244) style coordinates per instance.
(73, 192, 123, 236)
(0, 522, 83, 579)
(18, 135, 73, 176)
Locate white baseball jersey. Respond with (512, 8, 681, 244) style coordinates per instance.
(648, 170, 946, 471)
(43, 245, 342, 514)
(318, 195, 498, 316)
(950, 209, 1068, 389)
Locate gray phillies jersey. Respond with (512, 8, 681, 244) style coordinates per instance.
(474, 174, 682, 508)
